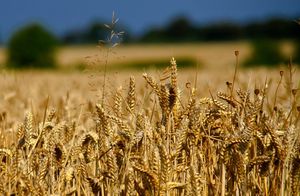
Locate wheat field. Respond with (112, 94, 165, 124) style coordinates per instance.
(0, 41, 294, 70)
(0, 54, 300, 195)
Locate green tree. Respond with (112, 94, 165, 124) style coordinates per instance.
(244, 39, 285, 67)
(7, 23, 58, 69)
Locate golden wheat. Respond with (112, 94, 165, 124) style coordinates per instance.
(0, 57, 299, 195)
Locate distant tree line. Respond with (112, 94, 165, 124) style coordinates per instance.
(0, 16, 298, 45)
(61, 16, 300, 44)
(62, 22, 131, 45)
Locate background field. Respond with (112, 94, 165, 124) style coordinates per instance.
(0, 41, 295, 70)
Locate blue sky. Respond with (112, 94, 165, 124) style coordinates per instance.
(0, 0, 299, 42)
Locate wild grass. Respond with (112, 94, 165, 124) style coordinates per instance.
(0, 57, 299, 195)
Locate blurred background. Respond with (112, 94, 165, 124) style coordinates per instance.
(0, 0, 299, 70)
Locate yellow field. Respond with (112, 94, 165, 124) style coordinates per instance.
(0, 41, 295, 70)
(57, 42, 251, 69)
(0, 42, 251, 70)
(0, 43, 299, 195)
